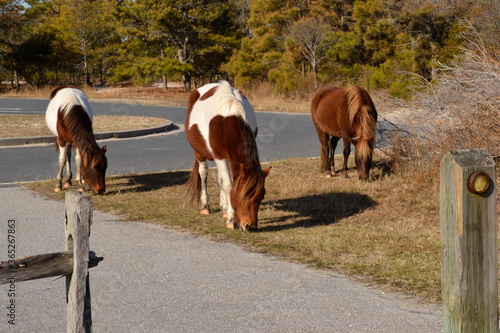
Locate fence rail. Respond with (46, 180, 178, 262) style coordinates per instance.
(0, 191, 102, 332)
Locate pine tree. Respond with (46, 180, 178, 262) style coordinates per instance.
(0, 0, 24, 87)
(52, 0, 119, 86)
(118, 0, 243, 91)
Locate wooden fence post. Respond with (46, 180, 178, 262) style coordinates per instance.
(440, 149, 499, 332)
(65, 191, 93, 333)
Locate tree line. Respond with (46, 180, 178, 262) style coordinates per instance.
(1, 0, 498, 97)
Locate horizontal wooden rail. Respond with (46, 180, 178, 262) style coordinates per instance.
(0, 251, 103, 284)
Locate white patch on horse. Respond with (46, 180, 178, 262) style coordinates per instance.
(189, 81, 256, 154)
(45, 88, 93, 137)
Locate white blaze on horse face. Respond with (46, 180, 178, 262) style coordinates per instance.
(45, 88, 93, 136)
(188, 81, 257, 155)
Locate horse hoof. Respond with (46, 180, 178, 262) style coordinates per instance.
(63, 182, 71, 189)
(200, 209, 210, 215)
(81, 179, 86, 184)
(54, 187, 62, 193)
(77, 187, 85, 192)
(226, 222, 236, 230)
(240, 224, 252, 232)
(222, 213, 228, 218)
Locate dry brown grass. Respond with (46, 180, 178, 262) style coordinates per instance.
(0, 82, 396, 114)
(27, 155, 443, 303)
(0, 85, 190, 107)
(0, 115, 167, 138)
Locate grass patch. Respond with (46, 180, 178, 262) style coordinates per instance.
(0, 83, 397, 114)
(0, 115, 168, 138)
(0, 84, 309, 112)
(27, 155, 442, 302)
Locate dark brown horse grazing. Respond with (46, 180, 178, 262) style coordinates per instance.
(45, 87, 107, 194)
(185, 81, 270, 231)
(311, 86, 377, 180)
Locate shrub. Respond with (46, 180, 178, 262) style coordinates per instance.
(388, 22, 500, 183)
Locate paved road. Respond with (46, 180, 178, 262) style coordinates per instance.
(0, 98, 399, 184)
(0, 98, 321, 184)
(0, 185, 442, 332)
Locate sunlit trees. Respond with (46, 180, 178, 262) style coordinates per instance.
(224, 0, 309, 86)
(117, 0, 243, 91)
(0, 0, 495, 96)
(52, 0, 119, 86)
(287, 18, 334, 89)
(0, 0, 23, 87)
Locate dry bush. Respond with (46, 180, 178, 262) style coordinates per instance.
(238, 81, 314, 113)
(388, 21, 500, 183)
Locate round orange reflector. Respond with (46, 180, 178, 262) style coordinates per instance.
(467, 171, 490, 194)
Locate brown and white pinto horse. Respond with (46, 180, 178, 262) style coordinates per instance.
(311, 86, 377, 180)
(185, 81, 270, 231)
(45, 87, 107, 194)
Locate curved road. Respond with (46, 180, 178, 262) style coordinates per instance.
(0, 97, 394, 184)
(0, 98, 321, 184)
(0, 98, 442, 333)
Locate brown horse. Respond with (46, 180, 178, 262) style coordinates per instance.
(45, 87, 107, 194)
(311, 86, 377, 180)
(185, 81, 270, 231)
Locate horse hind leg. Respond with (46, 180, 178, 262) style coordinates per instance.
(314, 125, 331, 177)
(199, 160, 210, 215)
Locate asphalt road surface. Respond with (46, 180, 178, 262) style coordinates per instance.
(0, 98, 322, 184)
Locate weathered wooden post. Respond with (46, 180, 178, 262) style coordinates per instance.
(65, 191, 92, 333)
(440, 149, 498, 332)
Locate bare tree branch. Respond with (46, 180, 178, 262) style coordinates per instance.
(287, 18, 335, 89)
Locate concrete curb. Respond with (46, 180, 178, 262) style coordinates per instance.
(0, 121, 177, 147)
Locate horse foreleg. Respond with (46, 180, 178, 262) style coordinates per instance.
(55, 144, 71, 192)
(341, 137, 351, 178)
(218, 170, 228, 218)
(199, 160, 210, 215)
(63, 147, 72, 188)
(74, 148, 84, 192)
(215, 159, 235, 229)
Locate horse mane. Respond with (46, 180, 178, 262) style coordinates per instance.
(234, 117, 266, 202)
(58, 105, 101, 165)
(50, 85, 79, 100)
(346, 86, 378, 158)
(213, 81, 247, 122)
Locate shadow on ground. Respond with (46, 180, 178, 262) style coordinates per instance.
(105, 170, 190, 195)
(258, 191, 376, 232)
